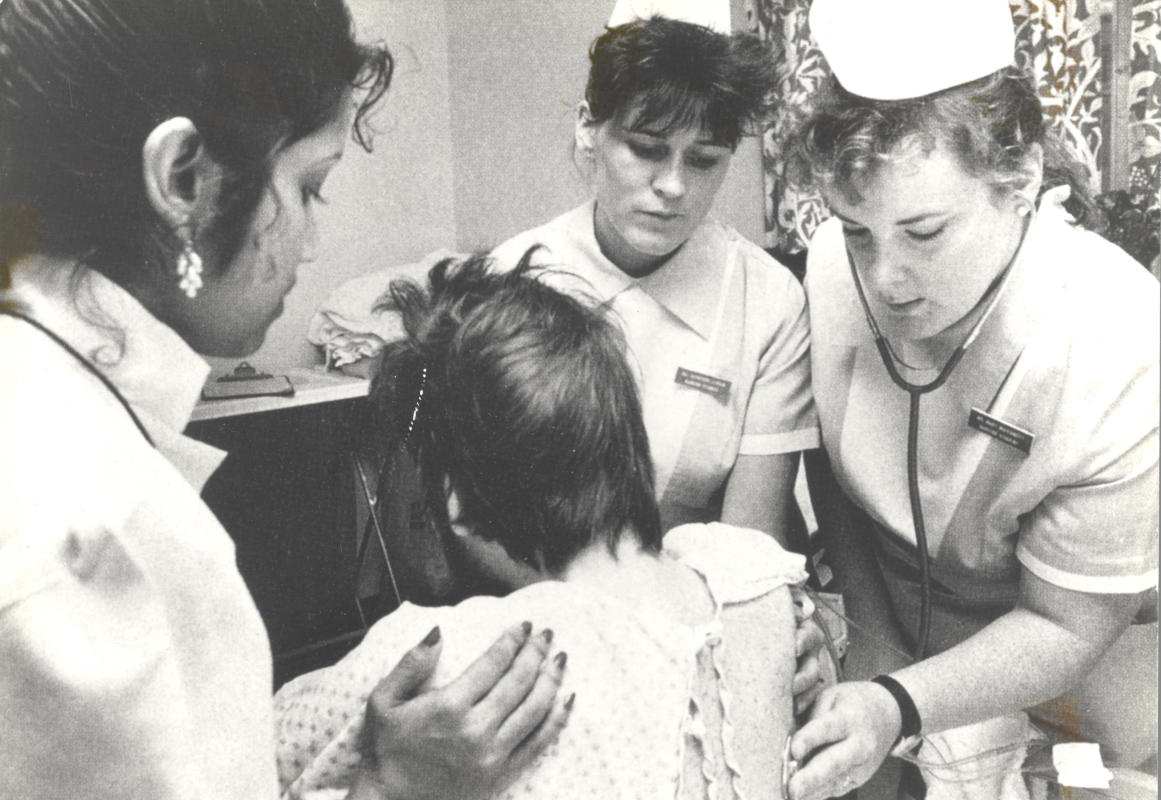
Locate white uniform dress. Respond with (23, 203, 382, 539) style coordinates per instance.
(807, 202, 1159, 767)
(0, 266, 278, 799)
(492, 201, 820, 532)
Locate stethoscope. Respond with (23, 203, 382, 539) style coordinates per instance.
(844, 215, 1031, 660)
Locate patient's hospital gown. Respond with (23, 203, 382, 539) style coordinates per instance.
(275, 523, 807, 800)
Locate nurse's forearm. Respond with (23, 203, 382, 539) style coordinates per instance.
(891, 609, 1096, 733)
(891, 575, 1140, 735)
(720, 452, 797, 548)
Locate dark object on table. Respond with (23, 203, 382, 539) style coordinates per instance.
(201, 361, 295, 400)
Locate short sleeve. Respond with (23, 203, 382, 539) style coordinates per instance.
(1016, 283, 1160, 594)
(738, 256, 820, 456)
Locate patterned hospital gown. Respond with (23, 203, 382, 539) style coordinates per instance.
(274, 523, 806, 800)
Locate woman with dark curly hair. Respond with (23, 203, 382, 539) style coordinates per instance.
(0, 2, 565, 798)
(783, 1, 1158, 798)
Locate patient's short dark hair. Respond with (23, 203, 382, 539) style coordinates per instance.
(371, 248, 661, 575)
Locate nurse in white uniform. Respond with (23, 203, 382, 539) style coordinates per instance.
(784, 2, 1159, 798)
(491, 3, 819, 543)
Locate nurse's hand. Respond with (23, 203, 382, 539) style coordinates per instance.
(787, 681, 900, 800)
(792, 614, 828, 717)
(352, 621, 572, 800)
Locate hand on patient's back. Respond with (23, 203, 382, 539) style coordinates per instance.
(354, 621, 571, 800)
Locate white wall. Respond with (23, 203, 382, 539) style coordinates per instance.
(445, 0, 607, 251)
(220, 0, 769, 372)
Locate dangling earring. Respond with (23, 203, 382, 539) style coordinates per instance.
(176, 225, 203, 299)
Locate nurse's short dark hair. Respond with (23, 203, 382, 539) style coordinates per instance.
(371, 248, 662, 576)
(585, 16, 777, 149)
(785, 68, 1099, 227)
(0, 0, 392, 287)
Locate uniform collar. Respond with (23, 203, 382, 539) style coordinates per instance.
(636, 218, 728, 340)
(565, 200, 727, 340)
(5, 261, 226, 489)
(944, 198, 1064, 413)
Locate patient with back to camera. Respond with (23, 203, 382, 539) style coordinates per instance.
(274, 249, 807, 800)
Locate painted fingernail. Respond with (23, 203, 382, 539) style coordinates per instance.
(564, 692, 576, 711)
(421, 626, 441, 647)
(541, 628, 554, 644)
(554, 651, 568, 669)
(521, 620, 532, 636)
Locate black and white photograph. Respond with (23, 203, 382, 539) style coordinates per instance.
(1, 0, 1157, 798)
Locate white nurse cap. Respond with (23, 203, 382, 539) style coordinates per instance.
(608, 0, 731, 34)
(809, 0, 1016, 100)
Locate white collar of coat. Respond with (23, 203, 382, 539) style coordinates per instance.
(4, 261, 226, 488)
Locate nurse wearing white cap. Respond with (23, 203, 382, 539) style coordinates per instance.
(785, 1, 1158, 798)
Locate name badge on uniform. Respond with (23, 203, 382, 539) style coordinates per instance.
(675, 367, 731, 400)
(968, 407, 1034, 455)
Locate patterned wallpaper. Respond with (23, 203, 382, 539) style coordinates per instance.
(755, 0, 1161, 269)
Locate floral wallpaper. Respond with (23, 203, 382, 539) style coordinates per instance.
(756, 0, 1161, 270)
(753, 0, 829, 256)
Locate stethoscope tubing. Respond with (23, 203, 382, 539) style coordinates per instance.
(0, 307, 155, 447)
(845, 216, 1030, 660)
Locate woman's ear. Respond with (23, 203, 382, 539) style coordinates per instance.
(574, 101, 598, 165)
(1012, 142, 1044, 211)
(141, 117, 221, 230)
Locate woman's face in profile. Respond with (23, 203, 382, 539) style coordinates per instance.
(824, 145, 1029, 344)
(581, 106, 733, 276)
(185, 96, 354, 357)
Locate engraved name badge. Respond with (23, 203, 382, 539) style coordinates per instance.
(968, 407, 1034, 455)
(675, 367, 731, 400)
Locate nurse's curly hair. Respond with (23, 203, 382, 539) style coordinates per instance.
(784, 68, 1099, 228)
(370, 247, 661, 576)
(585, 15, 778, 148)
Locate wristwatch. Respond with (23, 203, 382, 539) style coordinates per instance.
(870, 674, 923, 755)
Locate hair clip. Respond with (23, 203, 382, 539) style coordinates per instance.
(403, 365, 427, 443)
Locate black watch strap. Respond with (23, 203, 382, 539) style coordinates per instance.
(871, 674, 922, 742)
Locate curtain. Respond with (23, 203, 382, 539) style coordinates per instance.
(756, 0, 1161, 270)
